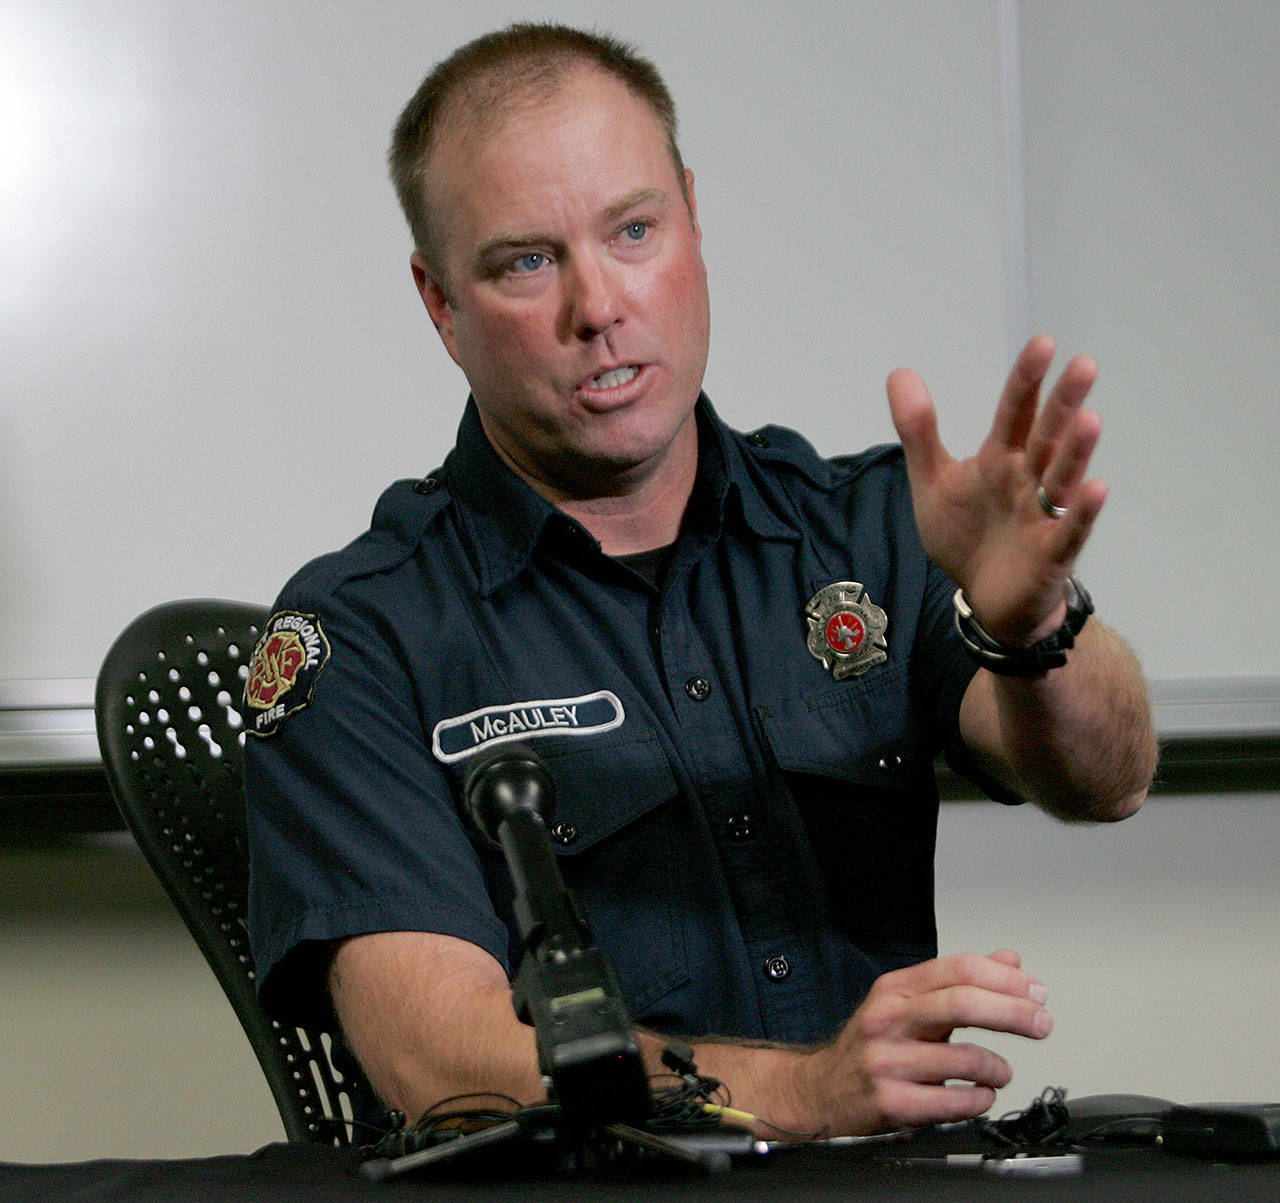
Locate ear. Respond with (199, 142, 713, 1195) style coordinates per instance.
(411, 250, 461, 366)
(683, 169, 702, 245)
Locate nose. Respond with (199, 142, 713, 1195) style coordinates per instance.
(563, 251, 623, 341)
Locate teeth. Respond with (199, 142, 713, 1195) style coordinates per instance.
(588, 365, 639, 390)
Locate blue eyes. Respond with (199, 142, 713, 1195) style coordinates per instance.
(502, 221, 651, 277)
(511, 252, 549, 274)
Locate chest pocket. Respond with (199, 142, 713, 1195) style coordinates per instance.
(518, 731, 691, 1016)
(755, 661, 940, 960)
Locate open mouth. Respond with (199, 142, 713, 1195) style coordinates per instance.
(584, 365, 640, 391)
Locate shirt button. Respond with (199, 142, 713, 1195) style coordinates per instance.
(763, 955, 791, 982)
(684, 676, 712, 701)
(878, 752, 903, 771)
(726, 812, 755, 841)
(550, 821, 579, 846)
(413, 475, 439, 495)
(746, 431, 771, 449)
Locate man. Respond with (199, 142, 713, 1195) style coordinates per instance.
(244, 23, 1156, 1140)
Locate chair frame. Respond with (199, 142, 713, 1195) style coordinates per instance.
(95, 599, 366, 1144)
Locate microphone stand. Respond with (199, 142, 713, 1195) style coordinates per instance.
(363, 745, 732, 1180)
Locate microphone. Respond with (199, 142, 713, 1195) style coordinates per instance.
(464, 743, 593, 960)
(462, 744, 650, 1128)
(366, 746, 730, 1180)
(465, 742, 554, 843)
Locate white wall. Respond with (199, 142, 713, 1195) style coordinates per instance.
(5, 0, 1275, 691)
(1017, 2, 1280, 682)
(0, 838, 282, 1160)
(935, 792, 1280, 1109)
(1, 0, 1007, 688)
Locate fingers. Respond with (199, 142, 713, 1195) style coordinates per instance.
(990, 333, 1057, 449)
(992, 340, 1109, 572)
(854, 1042, 1013, 1130)
(861, 952, 1052, 1044)
(1029, 358, 1105, 551)
(886, 365, 948, 486)
(986, 948, 1023, 969)
(878, 951, 1047, 1008)
(1025, 353, 1099, 479)
(1044, 477, 1107, 571)
(993, 338, 1103, 502)
(813, 953, 1053, 1135)
(866, 1038, 1014, 1092)
(892, 339, 1105, 526)
(1036, 405, 1099, 505)
(908, 981, 1053, 1043)
(874, 1082, 1000, 1129)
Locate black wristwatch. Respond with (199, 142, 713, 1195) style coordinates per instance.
(953, 577, 1093, 677)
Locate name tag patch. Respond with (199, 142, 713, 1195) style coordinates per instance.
(432, 690, 624, 764)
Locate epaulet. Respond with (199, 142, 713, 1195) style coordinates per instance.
(280, 475, 450, 600)
(736, 423, 904, 492)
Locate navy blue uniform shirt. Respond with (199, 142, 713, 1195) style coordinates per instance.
(244, 396, 1009, 1042)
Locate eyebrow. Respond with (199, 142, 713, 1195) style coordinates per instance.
(603, 187, 670, 222)
(473, 187, 672, 270)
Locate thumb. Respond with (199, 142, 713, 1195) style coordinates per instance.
(886, 366, 946, 484)
(986, 948, 1023, 969)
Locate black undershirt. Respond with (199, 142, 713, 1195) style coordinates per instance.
(614, 544, 675, 588)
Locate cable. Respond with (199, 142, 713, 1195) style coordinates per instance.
(648, 1042, 828, 1142)
(979, 1086, 1070, 1149)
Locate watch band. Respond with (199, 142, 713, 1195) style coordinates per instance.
(953, 577, 1093, 676)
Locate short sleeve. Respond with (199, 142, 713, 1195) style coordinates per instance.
(243, 581, 511, 1025)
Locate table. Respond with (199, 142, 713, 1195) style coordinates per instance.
(5, 1139, 1280, 1202)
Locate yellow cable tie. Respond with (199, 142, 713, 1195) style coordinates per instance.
(702, 1103, 757, 1124)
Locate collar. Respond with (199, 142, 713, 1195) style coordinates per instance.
(705, 402, 804, 546)
(442, 399, 564, 597)
(442, 395, 801, 596)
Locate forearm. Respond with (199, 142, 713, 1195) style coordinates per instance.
(330, 927, 817, 1132)
(642, 950, 1051, 1139)
(635, 1029, 818, 1137)
(332, 931, 1051, 1142)
(330, 931, 545, 1122)
(962, 620, 1157, 820)
(331, 937, 818, 1136)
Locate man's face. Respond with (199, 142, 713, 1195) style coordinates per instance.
(414, 67, 711, 501)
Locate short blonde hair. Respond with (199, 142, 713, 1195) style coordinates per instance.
(389, 22, 686, 281)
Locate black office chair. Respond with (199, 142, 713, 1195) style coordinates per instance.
(95, 599, 369, 1145)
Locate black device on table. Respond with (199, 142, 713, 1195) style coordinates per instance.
(895, 1090, 1280, 1166)
(361, 743, 741, 1181)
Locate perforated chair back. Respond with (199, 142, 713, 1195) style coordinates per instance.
(95, 599, 368, 1145)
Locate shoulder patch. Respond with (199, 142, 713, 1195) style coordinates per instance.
(244, 610, 331, 737)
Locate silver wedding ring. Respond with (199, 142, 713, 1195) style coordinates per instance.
(1037, 484, 1068, 519)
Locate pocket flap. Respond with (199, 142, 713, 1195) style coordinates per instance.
(535, 730, 677, 853)
(755, 660, 930, 787)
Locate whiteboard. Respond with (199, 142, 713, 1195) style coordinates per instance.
(1016, 2, 1280, 684)
(2, 1, 1276, 713)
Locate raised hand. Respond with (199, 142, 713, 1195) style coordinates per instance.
(887, 335, 1107, 646)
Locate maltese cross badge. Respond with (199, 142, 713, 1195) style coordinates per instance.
(804, 581, 889, 680)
